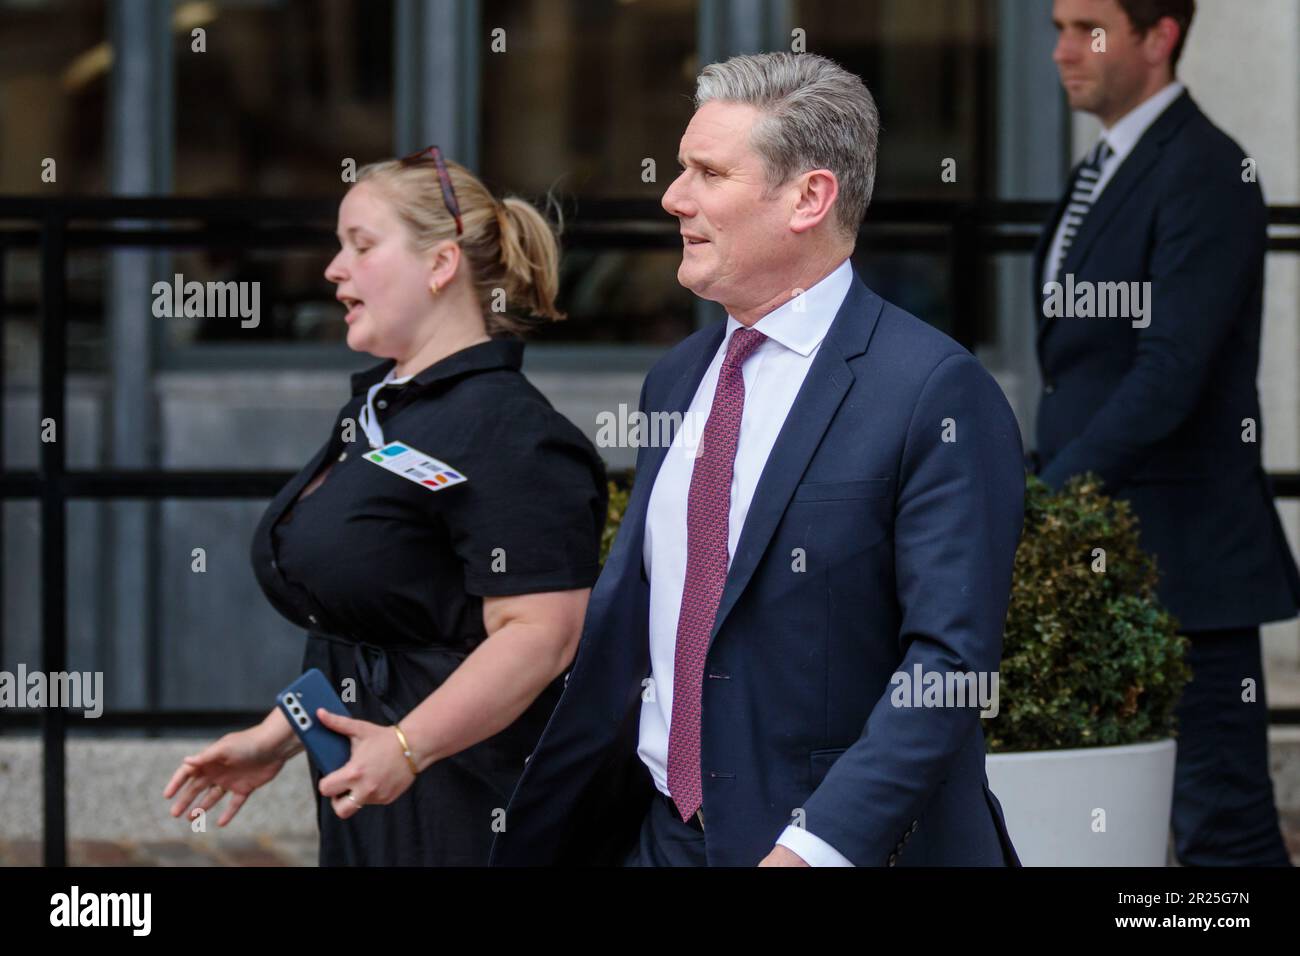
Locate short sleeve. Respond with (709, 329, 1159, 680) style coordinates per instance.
(443, 402, 607, 597)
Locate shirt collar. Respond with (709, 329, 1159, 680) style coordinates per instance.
(725, 256, 854, 357)
(350, 338, 524, 396)
(1100, 80, 1185, 163)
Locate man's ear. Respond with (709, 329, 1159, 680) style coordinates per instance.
(789, 168, 839, 235)
(1144, 16, 1181, 69)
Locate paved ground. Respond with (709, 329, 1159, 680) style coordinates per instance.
(0, 834, 318, 866)
(3, 816, 1299, 866)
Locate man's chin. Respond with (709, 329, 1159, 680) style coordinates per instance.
(676, 262, 712, 298)
(1063, 85, 1100, 114)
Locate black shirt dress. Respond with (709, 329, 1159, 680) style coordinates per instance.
(249, 338, 607, 865)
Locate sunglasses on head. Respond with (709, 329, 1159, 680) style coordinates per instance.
(398, 144, 464, 236)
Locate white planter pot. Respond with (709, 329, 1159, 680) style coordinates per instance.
(985, 738, 1177, 866)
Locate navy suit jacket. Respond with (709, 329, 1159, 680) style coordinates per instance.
(490, 271, 1026, 867)
(1033, 90, 1300, 632)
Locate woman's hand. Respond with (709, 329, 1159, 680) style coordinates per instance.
(163, 713, 298, 827)
(315, 709, 417, 820)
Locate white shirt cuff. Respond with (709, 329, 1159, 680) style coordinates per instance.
(775, 825, 855, 867)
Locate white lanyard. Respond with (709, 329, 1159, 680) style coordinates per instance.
(358, 368, 415, 449)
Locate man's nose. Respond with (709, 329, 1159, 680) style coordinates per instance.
(661, 172, 692, 218)
(1053, 32, 1077, 66)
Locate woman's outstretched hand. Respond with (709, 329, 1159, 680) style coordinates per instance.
(163, 712, 300, 827)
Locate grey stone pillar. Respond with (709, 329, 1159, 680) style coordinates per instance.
(104, 0, 173, 709)
(395, 0, 480, 169)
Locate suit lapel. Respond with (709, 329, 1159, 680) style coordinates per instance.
(1037, 91, 1198, 350)
(610, 323, 725, 582)
(707, 273, 882, 649)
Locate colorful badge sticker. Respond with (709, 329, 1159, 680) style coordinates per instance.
(363, 442, 467, 492)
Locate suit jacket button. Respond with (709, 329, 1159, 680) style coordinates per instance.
(887, 852, 897, 866)
(910, 821, 918, 833)
(1044, 381, 1056, 394)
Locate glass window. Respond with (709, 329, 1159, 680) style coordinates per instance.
(162, 243, 343, 348)
(0, 1, 109, 381)
(173, 0, 394, 197)
(480, 0, 699, 345)
(480, 0, 698, 199)
(164, 0, 395, 349)
(788, 0, 1001, 350)
(0, 0, 108, 196)
(790, 0, 998, 200)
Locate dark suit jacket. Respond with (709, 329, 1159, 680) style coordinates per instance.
(1033, 90, 1300, 632)
(490, 271, 1026, 866)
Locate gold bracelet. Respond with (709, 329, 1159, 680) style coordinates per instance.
(393, 724, 420, 776)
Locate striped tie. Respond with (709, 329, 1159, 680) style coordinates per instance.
(1052, 138, 1113, 281)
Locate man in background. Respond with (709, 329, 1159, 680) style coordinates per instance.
(1036, 0, 1300, 865)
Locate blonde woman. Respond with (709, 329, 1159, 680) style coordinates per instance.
(164, 146, 607, 865)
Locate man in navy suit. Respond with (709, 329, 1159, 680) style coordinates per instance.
(491, 51, 1025, 867)
(1037, 0, 1300, 865)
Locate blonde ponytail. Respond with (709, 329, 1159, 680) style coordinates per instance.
(355, 156, 567, 336)
(496, 194, 565, 325)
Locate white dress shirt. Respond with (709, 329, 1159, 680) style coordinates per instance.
(1043, 80, 1186, 288)
(638, 256, 855, 866)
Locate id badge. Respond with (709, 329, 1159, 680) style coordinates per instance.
(363, 441, 467, 492)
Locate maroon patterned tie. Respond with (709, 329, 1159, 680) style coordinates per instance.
(667, 326, 767, 822)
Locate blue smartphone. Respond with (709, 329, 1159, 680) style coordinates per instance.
(277, 669, 351, 775)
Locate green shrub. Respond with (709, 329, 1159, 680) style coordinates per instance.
(599, 480, 631, 566)
(985, 473, 1189, 752)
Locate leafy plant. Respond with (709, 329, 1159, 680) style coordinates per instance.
(985, 473, 1189, 752)
(599, 479, 631, 566)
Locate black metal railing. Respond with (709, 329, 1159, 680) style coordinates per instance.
(2, 196, 1299, 865)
